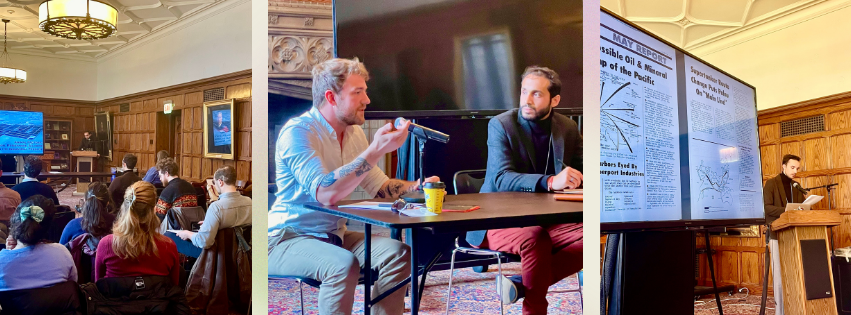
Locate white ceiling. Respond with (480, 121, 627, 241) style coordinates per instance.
(601, 0, 851, 54)
(0, 0, 225, 59)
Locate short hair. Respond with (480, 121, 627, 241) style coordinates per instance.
(782, 154, 801, 165)
(156, 157, 179, 177)
(213, 165, 237, 186)
(311, 57, 370, 109)
(23, 155, 42, 178)
(0, 158, 3, 170)
(521, 66, 561, 99)
(10, 195, 56, 245)
(84, 131, 91, 135)
(123, 153, 138, 169)
(156, 150, 169, 161)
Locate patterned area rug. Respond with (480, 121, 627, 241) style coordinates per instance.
(694, 292, 776, 315)
(269, 263, 583, 314)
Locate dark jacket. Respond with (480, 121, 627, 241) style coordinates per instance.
(0, 280, 81, 315)
(109, 171, 142, 206)
(467, 109, 582, 246)
(764, 173, 805, 239)
(185, 226, 251, 315)
(12, 180, 60, 205)
(80, 138, 97, 151)
(79, 275, 190, 315)
(66, 233, 104, 284)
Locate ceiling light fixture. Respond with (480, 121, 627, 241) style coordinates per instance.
(0, 19, 26, 84)
(38, 0, 118, 40)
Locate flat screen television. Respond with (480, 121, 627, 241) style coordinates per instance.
(333, 0, 583, 118)
(599, 8, 765, 231)
(0, 110, 44, 155)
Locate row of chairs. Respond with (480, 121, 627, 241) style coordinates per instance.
(271, 170, 583, 314)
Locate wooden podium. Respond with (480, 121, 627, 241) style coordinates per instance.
(772, 210, 841, 315)
(71, 150, 98, 193)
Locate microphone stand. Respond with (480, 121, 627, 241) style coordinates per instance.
(401, 134, 428, 203)
(804, 183, 839, 249)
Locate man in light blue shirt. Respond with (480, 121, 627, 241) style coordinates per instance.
(268, 58, 439, 315)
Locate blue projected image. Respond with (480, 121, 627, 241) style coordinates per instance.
(0, 110, 44, 155)
(212, 109, 231, 146)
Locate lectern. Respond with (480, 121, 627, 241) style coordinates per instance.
(772, 210, 841, 315)
(71, 150, 98, 194)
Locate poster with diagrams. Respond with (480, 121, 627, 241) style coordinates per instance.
(600, 12, 682, 223)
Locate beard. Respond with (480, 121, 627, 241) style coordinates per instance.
(337, 107, 365, 126)
(520, 103, 552, 121)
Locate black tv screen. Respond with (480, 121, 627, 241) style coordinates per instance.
(0, 110, 44, 155)
(599, 9, 764, 231)
(334, 0, 582, 118)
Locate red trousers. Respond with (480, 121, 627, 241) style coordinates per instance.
(483, 223, 583, 315)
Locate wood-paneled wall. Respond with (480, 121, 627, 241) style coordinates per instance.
(0, 96, 96, 151)
(696, 90, 851, 295)
(97, 70, 252, 183)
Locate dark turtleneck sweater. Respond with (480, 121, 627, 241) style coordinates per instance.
(519, 111, 555, 192)
(780, 172, 793, 203)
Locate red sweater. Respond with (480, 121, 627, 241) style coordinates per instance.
(94, 234, 180, 286)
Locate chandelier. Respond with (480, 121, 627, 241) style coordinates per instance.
(1, 19, 26, 84)
(38, 0, 118, 40)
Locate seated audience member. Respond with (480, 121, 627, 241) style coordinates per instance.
(0, 159, 22, 230)
(0, 196, 77, 291)
(155, 158, 198, 219)
(175, 166, 251, 249)
(470, 66, 583, 315)
(11, 156, 59, 205)
(108, 153, 142, 207)
(268, 58, 439, 315)
(60, 182, 116, 245)
(95, 181, 180, 286)
(143, 150, 169, 187)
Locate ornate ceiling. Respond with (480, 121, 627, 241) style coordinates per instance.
(601, 0, 851, 54)
(0, 0, 231, 59)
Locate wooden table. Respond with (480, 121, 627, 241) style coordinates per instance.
(304, 192, 582, 315)
(2, 172, 114, 192)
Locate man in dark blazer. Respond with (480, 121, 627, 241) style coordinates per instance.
(764, 154, 804, 315)
(466, 66, 583, 314)
(108, 153, 142, 207)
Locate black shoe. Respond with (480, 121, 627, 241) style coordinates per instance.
(500, 275, 525, 304)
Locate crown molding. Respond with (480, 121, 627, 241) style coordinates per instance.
(689, 0, 851, 56)
(98, 69, 251, 104)
(96, 0, 249, 62)
(4, 49, 98, 62)
(757, 90, 851, 119)
(0, 94, 98, 106)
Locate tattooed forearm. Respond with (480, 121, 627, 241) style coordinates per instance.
(319, 172, 337, 187)
(376, 179, 411, 199)
(319, 157, 374, 188)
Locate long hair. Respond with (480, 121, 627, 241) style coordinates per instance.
(81, 182, 114, 238)
(112, 181, 162, 259)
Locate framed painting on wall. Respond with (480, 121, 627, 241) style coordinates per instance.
(94, 112, 113, 159)
(203, 99, 235, 159)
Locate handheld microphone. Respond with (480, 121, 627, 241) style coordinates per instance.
(793, 182, 809, 194)
(394, 117, 450, 143)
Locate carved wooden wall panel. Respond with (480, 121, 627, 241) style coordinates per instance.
(268, 1, 332, 95)
(99, 70, 251, 183)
